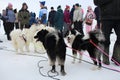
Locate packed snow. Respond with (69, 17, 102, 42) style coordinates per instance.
(0, 22, 120, 80)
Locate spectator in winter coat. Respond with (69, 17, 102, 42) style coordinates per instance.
(14, 9, 19, 29)
(0, 13, 3, 42)
(54, 5, 64, 32)
(1, 10, 7, 34)
(29, 12, 37, 26)
(18, 3, 30, 30)
(70, 5, 75, 22)
(73, 3, 84, 35)
(84, 6, 96, 33)
(6, 3, 15, 40)
(94, 0, 120, 65)
(39, 1, 47, 25)
(63, 5, 71, 37)
(48, 7, 56, 27)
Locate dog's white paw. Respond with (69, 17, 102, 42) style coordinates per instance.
(78, 60, 82, 63)
(34, 50, 39, 53)
(26, 50, 30, 52)
(16, 52, 19, 54)
(97, 67, 101, 70)
(72, 61, 75, 64)
(91, 66, 98, 71)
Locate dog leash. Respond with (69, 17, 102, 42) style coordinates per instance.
(67, 41, 120, 73)
(89, 39, 120, 66)
(0, 47, 60, 80)
(1, 44, 120, 74)
(1, 44, 120, 73)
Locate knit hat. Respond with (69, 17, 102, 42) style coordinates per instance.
(51, 7, 54, 9)
(22, 2, 28, 9)
(88, 6, 92, 10)
(8, 3, 13, 7)
(57, 5, 61, 9)
(75, 3, 79, 7)
(40, 1, 45, 6)
(66, 5, 70, 9)
(22, 2, 27, 6)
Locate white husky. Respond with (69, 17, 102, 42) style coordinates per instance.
(10, 29, 26, 53)
(10, 24, 46, 53)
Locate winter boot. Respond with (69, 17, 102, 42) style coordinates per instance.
(112, 44, 120, 66)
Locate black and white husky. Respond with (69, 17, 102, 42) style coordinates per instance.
(34, 28, 67, 75)
(66, 29, 105, 69)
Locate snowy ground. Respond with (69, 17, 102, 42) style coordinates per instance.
(0, 23, 120, 80)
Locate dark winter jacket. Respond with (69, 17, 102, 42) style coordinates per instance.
(94, 0, 120, 20)
(70, 7, 75, 22)
(18, 9, 30, 25)
(48, 10, 56, 25)
(0, 13, 6, 22)
(94, 7, 100, 21)
(29, 12, 37, 26)
(54, 9, 64, 30)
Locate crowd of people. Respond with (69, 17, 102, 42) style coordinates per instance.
(0, 0, 120, 66)
(0, 1, 98, 41)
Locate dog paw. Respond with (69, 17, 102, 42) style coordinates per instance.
(51, 69, 56, 73)
(20, 52, 25, 55)
(97, 67, 101, 70)
(72, 61, 75, 64)
(34, 50, 39, 53)
(91, 66, 98, 71)
(78, 60, 82, 63)
(27, 50, 30, 52)
(61, 71, 66, 76)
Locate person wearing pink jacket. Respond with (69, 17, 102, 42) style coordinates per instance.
(85, 6, 96, 33)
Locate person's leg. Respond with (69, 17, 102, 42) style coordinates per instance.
(101, 20, 114, 65)
(8, 22, 14, 40)
(3, 22, 7, 34)
(15, 22, 19, 29)
(112, 20, 120, 66)
(20, 23, 24, 30)
(0, 40, 3, 43)
(63, 22, 69, 37)
(74, 21, 84, 35)
(6, 22, 11, 40)
(10, 22, 14, 31)
(74, 21, 77, 30)
(86, 25, 92, 33)
(79, 21, 84, 35)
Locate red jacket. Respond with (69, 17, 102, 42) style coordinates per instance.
(64, 9, 71, 24)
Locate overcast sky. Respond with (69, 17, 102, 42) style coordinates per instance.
(0, 0, 96, 17)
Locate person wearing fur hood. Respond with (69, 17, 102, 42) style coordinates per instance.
(18, 3, 30, 30)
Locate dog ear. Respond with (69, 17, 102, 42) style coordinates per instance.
(79, 34, 84, 38)
(71, 29, 76, 35)
(34, 35, 38, 39)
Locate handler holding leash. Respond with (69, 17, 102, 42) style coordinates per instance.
(94, 0, 120, 65)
